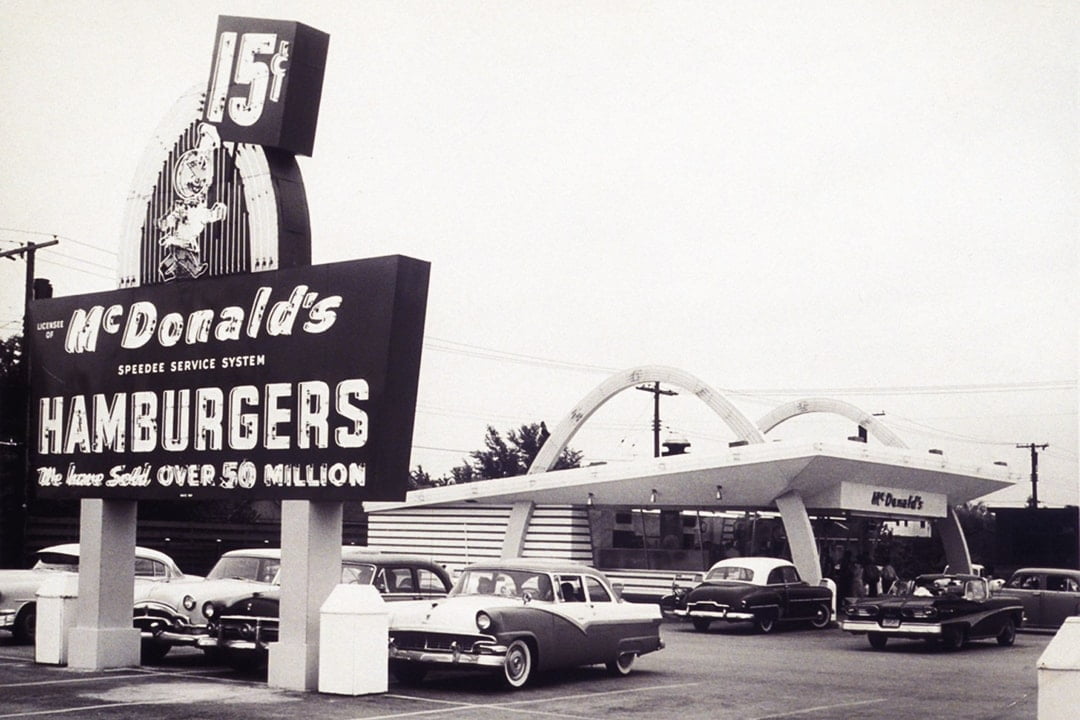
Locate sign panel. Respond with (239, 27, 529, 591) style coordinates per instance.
(118, 87, 312, 288)
(28, 256, 428, 501)
(839, 482, 947, 518)
(203, 16, 329, 156)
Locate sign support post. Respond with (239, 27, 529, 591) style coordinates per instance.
(269, 500, 343, 690)
(67, 499, 140, 669)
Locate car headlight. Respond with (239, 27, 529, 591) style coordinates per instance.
(848, 605, 879, 618)
(202, 601, 217, 619)
(182, 595, 196, 611)
(476, 611, 492, 632)
(906, 607, 938, 619)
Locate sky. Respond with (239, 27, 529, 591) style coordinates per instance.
(1, 1, 1076, 508)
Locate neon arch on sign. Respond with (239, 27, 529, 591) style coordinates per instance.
(527, 365, 764, 474)
(755, 397, 908, 448)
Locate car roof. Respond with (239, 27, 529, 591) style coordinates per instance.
(462, 558, 605, 576)
(706, 556, 794, 577)
(1010, 568, 1080, 576)
(220, 548, 282, 559)
(37, 543, 178, 567)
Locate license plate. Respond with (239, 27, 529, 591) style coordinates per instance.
(882, 618, 900, 628)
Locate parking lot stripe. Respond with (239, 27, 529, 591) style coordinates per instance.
(0, 673, 150, 689)
(366, 682, 704, 720)
(749, 698, 889, 719)
(0, 700, 167, 718)
(497, 681, 703, 707)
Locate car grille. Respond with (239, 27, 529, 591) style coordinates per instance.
(133, 607, 182, 631)
(218, 617, 279, 644)
(390, 631, 489, 653)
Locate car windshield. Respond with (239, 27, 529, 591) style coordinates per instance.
(341, 563, 377, 585)
(452, 569, 555, 601)
(706, 565, 754, 582)
(891, 576, 968, 598)
(206, 556, 279, 583)
(32, 551, 79, 571)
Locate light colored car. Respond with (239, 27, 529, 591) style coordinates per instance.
(203, 549, 453, 669)
(1003, 567, 1080, 630)
(133, 547, 281, 662)
(0, 543, 190, 643)
(387, 558, 664, 689)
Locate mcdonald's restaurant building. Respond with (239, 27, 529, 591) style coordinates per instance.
(366, 366, 1018, 601)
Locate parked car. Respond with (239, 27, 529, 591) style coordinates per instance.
(1003, 567, 1080, 630)
(665, 557, 833, 633)
(840, 573, 1024, 650)
(203, 549, 452, 669)
(1, 543, 191, 644)
(386, 558, 664, 689)
(133, 547, 282, 662)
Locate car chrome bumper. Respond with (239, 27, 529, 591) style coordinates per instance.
(0, 611, 16, 630)
(388, 645, 506, 668)
(200, 637, 263, 652)
(840, 620, 942, 635)
(687, 610, 754, 621)
(139, 628, 211, 646)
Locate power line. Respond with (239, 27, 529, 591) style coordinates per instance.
(0, 228, 117, 256)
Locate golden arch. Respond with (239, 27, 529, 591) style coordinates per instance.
(755, 397, 908, 448)
(527, 365, 764, 474)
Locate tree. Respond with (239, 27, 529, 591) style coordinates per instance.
(0, 334, 27, 566)
(411, 422, 581, 488)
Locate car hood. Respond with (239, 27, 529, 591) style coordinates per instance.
(849, 596, 938, 611)
(389, 594, 529, 633)
(220, 589, 283, 618)
(134, 577, 270, 609)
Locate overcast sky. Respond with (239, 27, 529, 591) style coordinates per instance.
(2, 1, 1076, 507)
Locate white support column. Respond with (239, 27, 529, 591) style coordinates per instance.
(268, 500, 343, 691)
(67, 499, 140, 669)
(501, 501, 535, 559)
(935, 505, 973, 574)
(774, 491, 822, 585)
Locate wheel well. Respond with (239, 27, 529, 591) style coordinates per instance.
(15, 602, 36, 623)
(13, 602, 36, 641)
(509, 634, 539, 668)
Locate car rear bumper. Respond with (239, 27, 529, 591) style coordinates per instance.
(676, 608, 754, 621)
(840, 620, 942, 636)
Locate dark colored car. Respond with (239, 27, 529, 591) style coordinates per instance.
(840, 573, 1024, 650)
(1003, 568, 1080, 630)
(134, 547, 281, 662)
(203, 549, 452, 668)
(667, 557, 833, 633)
(387, 558, 664, 689)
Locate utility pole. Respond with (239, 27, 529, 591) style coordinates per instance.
(1016, 442, 1049, 509)
(635, 381, 677, 458)
(0, 238, 57, 567)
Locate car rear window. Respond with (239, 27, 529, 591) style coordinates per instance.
(706, 566, 753, 582)
(33, 552, 79, 571)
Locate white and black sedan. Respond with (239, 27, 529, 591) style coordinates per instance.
(666, 556, 833, 633)
(387, 558, 664, 689)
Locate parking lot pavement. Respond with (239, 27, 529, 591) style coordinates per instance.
(0, 622, 1051, 719)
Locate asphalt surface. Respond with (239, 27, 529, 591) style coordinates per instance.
(0, 621, 1053, 719)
